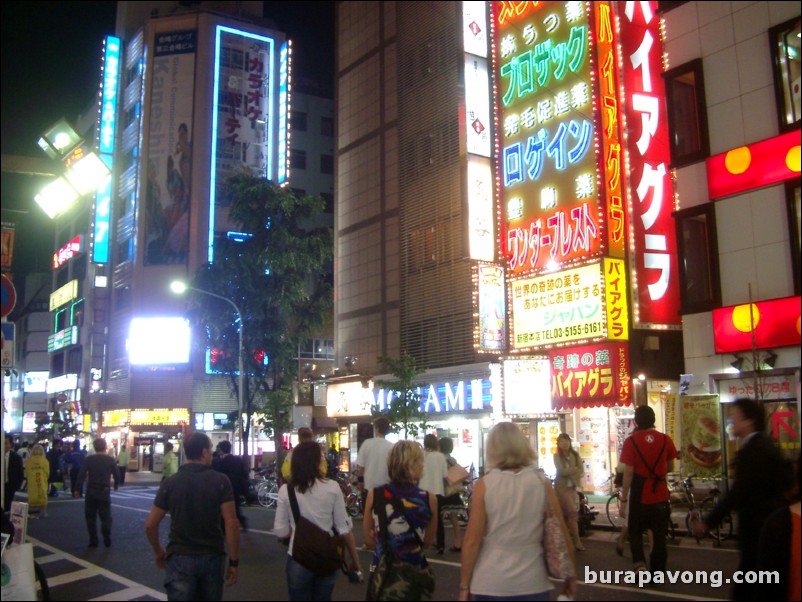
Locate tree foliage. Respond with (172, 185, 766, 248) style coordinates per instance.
(372, 353, 430, 439)
(188, 174, 333, 458)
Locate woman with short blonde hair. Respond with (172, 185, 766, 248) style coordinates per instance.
(459, 422, 576, 601)
(387, 439, 425, 486)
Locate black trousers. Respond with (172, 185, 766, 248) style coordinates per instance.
(628, 501, 670, 572)
(85, 491, 112, 543)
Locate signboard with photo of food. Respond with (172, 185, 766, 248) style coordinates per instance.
(537, 420, 560, 478)
(680, 394, 722, 478)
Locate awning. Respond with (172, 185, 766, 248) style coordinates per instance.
(311, 417, 339, 431)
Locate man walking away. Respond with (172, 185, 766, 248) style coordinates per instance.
(619, 405, 679, 574)
(703, 397, 791, 602)
(67, 440, 87, 497)
(75, 438, 120, 547)
(214, 440, 249, 531)
(145, 431, 239, 601)
(356, 417, 393, 496)
(47, 439, 64, 496)
(4, 437, 24, 513)
(117, 445, 129, 486)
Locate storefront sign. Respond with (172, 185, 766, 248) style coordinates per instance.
(618, 1, 681, 327)
(327, 381, 375, 418)
(47, 326, 79, 352)
(374, 379, 494, 415)
(49, 280, 78, 311)
(130, 408, 190, 426)
(503, 358, 551, 415)
(603, 258, 629, 340)
(550, 341, 630, 409)
(718, 373, 795, 403)
(52, 235, 83, 269)
(46, 373, 78, 394)
(495, 1, 605, 276)
(102, 409, 130, 427)
(707, 130, 801, 199)
(194, 412, 234, 431)
(712, 296, 801, 353)
(510, 263, 605, 349)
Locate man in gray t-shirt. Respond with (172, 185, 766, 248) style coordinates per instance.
(145, 432, 240, 601)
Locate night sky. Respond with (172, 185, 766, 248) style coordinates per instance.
(1, 1, 335, 289)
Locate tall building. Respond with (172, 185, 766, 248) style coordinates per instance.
(333, 2, 799, 482)
(660, 3, 800, 468)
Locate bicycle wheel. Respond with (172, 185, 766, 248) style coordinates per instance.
(345, 493, 360, 517)
(685, 509, 704, 544)
(606, 493, 625, 530)
(257, 480, 279, 508)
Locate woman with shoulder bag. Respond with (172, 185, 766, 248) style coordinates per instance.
(274, 441, 362, 601)
(364, 440, 437, 601)
(459, 422, 577, 601)
(554, 433, 586, 551)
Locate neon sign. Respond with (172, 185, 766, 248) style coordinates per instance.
(53, 235, 83, 269)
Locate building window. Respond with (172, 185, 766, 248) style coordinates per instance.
(674, 204, 721, 314)
(290, 149, 306, 170)
(321, 116, 334, 136)
(769, 17, 801, 132)
(787, 181, 801, 294)
(320, 154, 334, 174)
(290, 111, 307, 132)
(67, 346, 83, 374)
(663, 59, 710, 167)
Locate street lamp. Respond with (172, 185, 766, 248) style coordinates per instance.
(170, 281, 245, 464)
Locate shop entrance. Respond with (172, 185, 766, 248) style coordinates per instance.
(134, 436, 154, 472)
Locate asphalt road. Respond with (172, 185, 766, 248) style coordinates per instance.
(14, 481, 743, 601)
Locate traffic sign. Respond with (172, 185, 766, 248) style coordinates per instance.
(1, 273, 17, 318)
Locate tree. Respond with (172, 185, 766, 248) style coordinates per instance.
(188, 174, 333, 461)
(372, 353, 430, 439)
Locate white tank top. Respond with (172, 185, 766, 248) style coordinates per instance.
(470, 465, 553, 596)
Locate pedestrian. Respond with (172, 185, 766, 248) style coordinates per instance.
(619, 405, 679, 574)
(458, 422, 576, 601)
(24, 444, 50, 518)
(553, 432, 586, 551)
(356, 417, 393, 500)
(281, 428, 325, 483)
(702, 397, 792, 601)
(326, 446, 339, 479)
(215, 440, 249, 531)
(74, 438, 120, 547)
(438, 437, 464, 553)
(419, 433, 448, 555)
(756, 452, 801, 602)
(144, 431, 239, 601)
(363, 440, 436, 601)
(4, 437, 24, 513)
(162, 442, 178, 481)
(274, 440, 362, 601)
(46, 438, 64, 496)
(66, 440, 87, 497)
(116, 445, 129, 486)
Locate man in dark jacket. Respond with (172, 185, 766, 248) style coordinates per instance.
(46, 438, 64, 496)
(214, 440, 249, 531)
(4, 438, 24, 512)
(703, 398, 791, 602)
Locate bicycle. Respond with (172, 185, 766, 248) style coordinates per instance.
(252, 462, 279, 509)
(699, 477, 733, 547)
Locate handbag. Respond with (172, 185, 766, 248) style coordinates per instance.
(537, 471, 576, 580)
(366, 486, 436, 601)
(445, 464, 469, 496)
(287, 486, 347, 576)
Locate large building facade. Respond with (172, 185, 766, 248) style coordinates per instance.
(333, 2, 799, 483)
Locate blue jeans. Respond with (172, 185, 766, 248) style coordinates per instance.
(165, 554, 225, 601)
(473, 593, 550, 601)
(286, 555, 338, 601)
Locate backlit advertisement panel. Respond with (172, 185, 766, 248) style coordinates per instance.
(603, 257, 628, 340)
(510, 263, 606, 350)
(550, 341, 630, 409)
(465, 56, 492, 158)
(477, 263, 505, 351)
(618, 1, 680, 326)
(128, 317, 190, 365)
(494, 2, 603, 276)
(53, 235, 83, 270)
(712, 296, 802, 353)
(145, 30, 196, 266)
(468, 158, 495, 261)
(463, 1, 488, 58)
(210, 26, 284, 262)
(503, 357, 552, 415)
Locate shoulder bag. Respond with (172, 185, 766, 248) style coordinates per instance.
(287, 486, 347, 576)
(536, 471, 576, 580)
(366, 486, 436, 601)
(444, 463, 469, 496)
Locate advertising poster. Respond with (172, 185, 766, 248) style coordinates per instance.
(577, 406, 610, 490)
(144, 30, 196, 265)
(680, 394, 722, 479)
(537, 419, 560, 478)
(477, 264, 505, 350)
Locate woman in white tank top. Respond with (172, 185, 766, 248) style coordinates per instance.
(458, 423, 577, 601)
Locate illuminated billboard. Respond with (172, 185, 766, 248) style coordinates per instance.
(510, 259, 629, 351)
(550, 341, 631, 409)
(476, 263, 506, 351)
(503, 357, 552, 415)
(618, 1, 680, 326)
(713, 296, 802, 353)
(53, 235, 83, 270)
(494, 2, 607, 276)
(128, 317, 191, 365)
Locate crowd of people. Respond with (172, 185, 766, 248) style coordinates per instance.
(3, 397, 799, 601)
